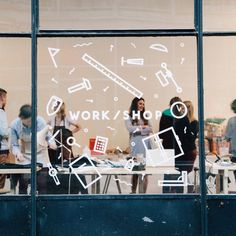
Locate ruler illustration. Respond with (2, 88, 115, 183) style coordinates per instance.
(82, 53, 143, 99)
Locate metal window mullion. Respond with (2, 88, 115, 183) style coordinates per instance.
(195, 0, 208, 235)
(31, 0, 39, 236)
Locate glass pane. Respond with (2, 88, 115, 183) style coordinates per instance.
(0, 1, 31, 32)
(38, 36, 198, 195)
(204, 0, 236, 31)
(40, 0, 194, 30)
(204, 37, 236, 195)
(0, 38, 31, 195)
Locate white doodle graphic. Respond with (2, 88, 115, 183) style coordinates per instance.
(133, 127, 140, 134)
(155, 62, 182, 93)
(131, 142, 136, 147)
(67, 137, 81, 148)
(113, 97, 118, 102)
(130, 42, 136, 48)
(149, 43, 168, 53)
(51, 78, 58, 84)
(47, 162, 60, 185)
(107, 126, 116, 131)
(109, 44, 114, 52)
(116, 146, 123, 153)
(184, 126, 187, 134)
(82, 53, 143, 99)
(142, 126, 184, 162)
(124, 157, 135, 172)
(83, 128, 89, 133)
(180, 57, 185, 64)
(170, 101, 187, 119)
(139, 76, 147, 81)
(48, 47, 60, 68)
(85, 99, 94, 103)
(103, 86, 109, 92)
(73, 42, 92, 47)
(46, 95, 63, 116)
(153, 94, 159, 99)
(57, 152, 62, 160)
(68, 77, 92, 94)
(93, 136, 108, 154)
(69, 67, 76, 75)
(158, 171, 188, 187)
(121, 56, 144, 66)
(113, 178, 132, 187)
(142, 173, 145, 181)
(180, 42, 185, 47)
(69, 154, 102, 189)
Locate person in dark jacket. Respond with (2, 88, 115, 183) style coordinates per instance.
(159, 97, 196, 193)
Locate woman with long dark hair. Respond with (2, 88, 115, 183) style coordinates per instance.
(125, 97, 153, 193)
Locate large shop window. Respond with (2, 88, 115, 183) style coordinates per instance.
(0, 38, 31, 195)
(204, 36, 236, 195)
(37, 36, 199, 195)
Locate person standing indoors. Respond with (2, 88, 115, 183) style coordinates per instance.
(184, 101, 199, 143)
(48, 102, 88, 194)
(48, 102, 81, 164)
(159, 97, 196, 193)
(125, 97, 153, 194)
(11, 104, 56, 194)
(0, 88, 10, 193)
(225, 99, 236, 163)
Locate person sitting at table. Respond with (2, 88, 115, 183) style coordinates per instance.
(10, 104, 57, 194)
(125, 97, 153, 194)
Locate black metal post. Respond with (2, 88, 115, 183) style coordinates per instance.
(195, 0, 208, 235)
(31, 0, 38, 235)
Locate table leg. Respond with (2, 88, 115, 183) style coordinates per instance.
(223, 169, 229, 194)
(114, 175, 122, 194)
(138, 175, 144, 193)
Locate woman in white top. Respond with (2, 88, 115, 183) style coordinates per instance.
(48, 102, 81, 164)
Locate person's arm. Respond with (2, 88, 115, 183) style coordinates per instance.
(38, 117, 57, 149)
(189, 120, 199, 139)
(10, 119, 25, 162)
(140, 120, 153, 135)
(125, 117, 141, 134)
(225, 118, 232, 141)
(0, 110, 9, 137)
(67, 117, 81, 134)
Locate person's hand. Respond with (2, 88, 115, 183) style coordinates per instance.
(48, 142, 57, 150)
(16, 153, 25, 162)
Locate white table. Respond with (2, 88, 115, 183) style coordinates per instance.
(194, 155, 236, 194)
(58, 165, 179, 194)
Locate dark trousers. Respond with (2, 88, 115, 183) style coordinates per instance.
(0, 153, 9, 189)
(46, 173, 88, 194)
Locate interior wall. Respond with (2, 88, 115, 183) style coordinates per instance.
(37, 36, 197, 151)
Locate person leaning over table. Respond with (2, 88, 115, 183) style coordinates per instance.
(125, 97, 153, 194)
(10, 104, 57, 194)
(0, 88, 10, 194)
(225, 99, 236, 165)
